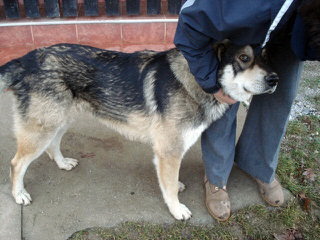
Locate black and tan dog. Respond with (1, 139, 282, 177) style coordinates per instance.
(0, 42, 278, 220)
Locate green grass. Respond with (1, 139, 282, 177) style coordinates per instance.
(300, 62, 320, 89)
(277, 116, 320, 205)
(301, 76, 320, 89)
(69, 116, 320, 240)
(68, 201, 319, 240)
(310, 95, 320, 112)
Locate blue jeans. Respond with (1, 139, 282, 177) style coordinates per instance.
(201, 42, 303, 188)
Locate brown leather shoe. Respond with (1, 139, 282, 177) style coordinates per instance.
(256, 178, 284, 206)
(204, 176, 231, 221)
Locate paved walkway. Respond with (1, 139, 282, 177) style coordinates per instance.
(0, 93, 291, 240)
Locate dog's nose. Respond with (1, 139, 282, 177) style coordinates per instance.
(265, 73, 279, 87)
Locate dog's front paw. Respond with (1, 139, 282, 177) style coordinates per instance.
(170, 203, 192, 220)
(57, 158, 79, 171)
(178, 181, 186, 192)
(13, 188, 32, 205)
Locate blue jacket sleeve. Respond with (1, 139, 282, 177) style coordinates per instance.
(173, 0, 237, 93)
(174, 0, 274, 93)
(174, 19, 221, 93)
(291, 14, 320, 61)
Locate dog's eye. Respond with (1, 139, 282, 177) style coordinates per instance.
(239, 54, 250, 63)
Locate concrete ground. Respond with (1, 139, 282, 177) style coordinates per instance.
(0, 93, 292, 240)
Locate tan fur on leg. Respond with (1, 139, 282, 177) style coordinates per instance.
(11, 123, 59, 205)
(46, 124, 79, 170)
(152, 126, 192, 220)
(154, 153, 191, 220)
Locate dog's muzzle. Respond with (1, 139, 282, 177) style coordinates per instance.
(264, 73, 279, 94)
(265, 73, 279, 87)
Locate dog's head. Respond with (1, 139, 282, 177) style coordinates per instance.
(214, 41, 278, 102)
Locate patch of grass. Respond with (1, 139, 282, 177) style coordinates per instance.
(69, 116, 320, 240)
(278, 115, 320, 205)
(69, 221, 238, 240)
(301, 77, 320, 89)
(309, 95, 320, 112)
(68, 200, 319, 240)
(300, 62, 320, 89)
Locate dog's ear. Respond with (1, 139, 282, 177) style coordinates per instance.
(213, 39, 231, 61)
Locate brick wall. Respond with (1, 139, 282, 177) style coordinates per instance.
(0, 18, 178, 65)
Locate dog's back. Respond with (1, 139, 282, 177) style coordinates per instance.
(0, 44, 187, 123)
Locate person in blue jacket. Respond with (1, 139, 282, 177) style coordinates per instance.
(174, 0, 320, 221)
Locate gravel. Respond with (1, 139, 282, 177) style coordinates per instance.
(289, 61, 320, 120)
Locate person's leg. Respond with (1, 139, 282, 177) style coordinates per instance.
(201, 102, 239, 221)
(201, 102, 240, 187)
(235, 43, 303, 184)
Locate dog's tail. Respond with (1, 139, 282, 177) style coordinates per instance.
(0, 59, 23, 93)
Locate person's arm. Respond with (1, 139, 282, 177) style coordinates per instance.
(175, 20, 236, 104)
(174, 1, 237, 104)
(292, 0, 320, 61)
(174, 0, 237, 95)
(174, 0, 273, 96)
(174, 19, 221, 94)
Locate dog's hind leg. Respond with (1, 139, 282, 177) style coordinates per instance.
(10, 123, 60, 205)
(46, 124, 78, 171)
(152, 136, 192, 220)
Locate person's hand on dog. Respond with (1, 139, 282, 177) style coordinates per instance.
(214, 89, 237, 104)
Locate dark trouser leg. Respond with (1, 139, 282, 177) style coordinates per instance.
(235, 43, 303, 183)
(201, 103, 240, 188)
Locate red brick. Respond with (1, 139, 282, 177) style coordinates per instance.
(79, 42, 122, 51)
(122, 23, 165, 44)
(165, 43, 176, 50)
(165, 22, 177, 44)
(122, 44, 167, 53)
(32, 25, 77, 47)
(77, 24, 122, 45)
(103, 45, 122, 51)
(0, 46, 33, 65)
(0, 26, 33, 47)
